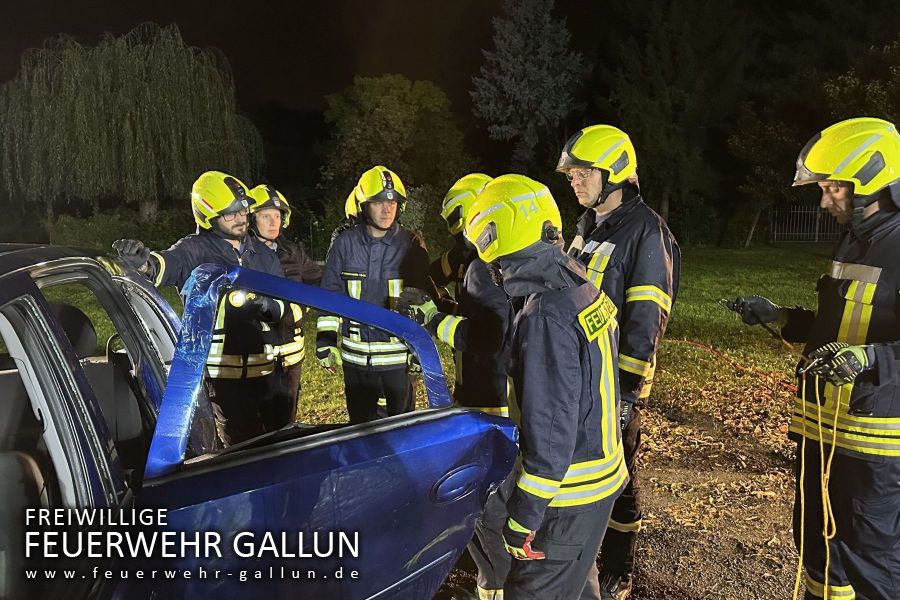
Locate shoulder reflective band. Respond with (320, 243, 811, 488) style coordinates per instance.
(829, 261, 881, 284)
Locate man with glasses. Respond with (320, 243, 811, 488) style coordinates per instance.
(557, 126, 680, 600)
(113, 170, 287, 446)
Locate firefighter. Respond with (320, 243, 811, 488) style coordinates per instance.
(427, 174, 491, 299)
(730, 117, 900, 600)
(555, 124, 680, 599)
(399, 172, 516, 599)
(403, 173, 515, 415)
(462, 174, 628, 598)
(249, 184, 323, 422)
(315, 165, 432, 424)
(112, 171, 286, 446)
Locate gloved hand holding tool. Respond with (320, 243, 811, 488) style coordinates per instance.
(805, 341, 875, 386)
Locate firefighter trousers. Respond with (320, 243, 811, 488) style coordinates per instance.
(794, 442, 900, 600)
(277, 361, 302, 423)
(473, 472, 621, 599)
(209, 373, 291, 447)
(343, 365, 413, 424)
(597, 406, 643, 580)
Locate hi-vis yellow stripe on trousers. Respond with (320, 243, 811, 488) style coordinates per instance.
(804, 572, 855, 598)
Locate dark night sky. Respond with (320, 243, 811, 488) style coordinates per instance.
(0, 0, 515, 114)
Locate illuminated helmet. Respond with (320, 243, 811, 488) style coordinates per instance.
(793, 117, 900, 226)
(354, 165, 407, 211)
(441, 173, 493, 235)
(191, 171, 252, 230)
(464, 174, 562, 263)
(557, 124, 637, 207)
(249, 185, 292, 229)
(354, 166, 407, 230)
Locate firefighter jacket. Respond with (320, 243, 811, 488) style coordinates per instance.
(570, 189, 680, 406)
(147, 231, 285, 379)
(272, 235, 323, 369)
(507, 281, 628, 530)
(317, 222, 432, 371)
(429, 237, 473, 288)
(783, 212, 900, 461)
(427, 257, 515, 416)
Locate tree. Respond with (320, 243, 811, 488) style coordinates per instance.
(599, 0, 755, 238)
(0, 23, 263, 222)
(471, 0, 586, 170)
(727, 5, 900, 246)
(318, 74, 472, 253)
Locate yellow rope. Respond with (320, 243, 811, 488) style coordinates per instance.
(793, 375, 808, 600)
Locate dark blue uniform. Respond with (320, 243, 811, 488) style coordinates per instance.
(782, 212, 900, 600)
(571, 189, 680, 585)
(147, 230, 287, 445)
(316, 222, 431, 423)
(428, 258, 515, 416)
(482, 282, 627, 598)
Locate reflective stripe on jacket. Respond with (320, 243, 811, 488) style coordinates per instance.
(570, 190, 680, 405)
(316, 222, 431, 371)
(785, 215, 900, 460)
(148, 230, 284, 380)
(506, 282, 628, 530)
(272, 235, 322, 368)
(427, 257, 515, 416)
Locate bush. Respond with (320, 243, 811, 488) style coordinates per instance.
(48, 208, 194, 251)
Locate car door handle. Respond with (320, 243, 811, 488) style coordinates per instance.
(432, 464, 484, 504)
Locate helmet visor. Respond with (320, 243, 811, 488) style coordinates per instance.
(362, 188, 405, 204)
(792, 160, 829, 187)
(219, 197, 250, 215)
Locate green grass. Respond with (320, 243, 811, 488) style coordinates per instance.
(649, 245, 830, 459)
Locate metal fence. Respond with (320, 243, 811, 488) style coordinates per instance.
(770, 205, 844, 242)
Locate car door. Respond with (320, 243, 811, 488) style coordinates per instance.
(139, 264, 517, 599)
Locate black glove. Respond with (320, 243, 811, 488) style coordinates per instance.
(112, 239, 150, 270)
(397, 288, 439, 326)
(725, 296, 783, 325)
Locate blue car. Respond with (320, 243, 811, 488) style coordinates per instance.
(0, 245, 517, 599)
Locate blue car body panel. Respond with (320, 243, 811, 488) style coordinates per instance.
(141, 411, 515, 598)
(0, 247, 518, 599)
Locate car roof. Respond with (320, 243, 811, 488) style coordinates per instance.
(0, 244, 108, 275)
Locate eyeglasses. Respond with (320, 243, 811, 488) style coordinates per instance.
(220, 209, 249, 222)
(565, 168, 596, 182)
